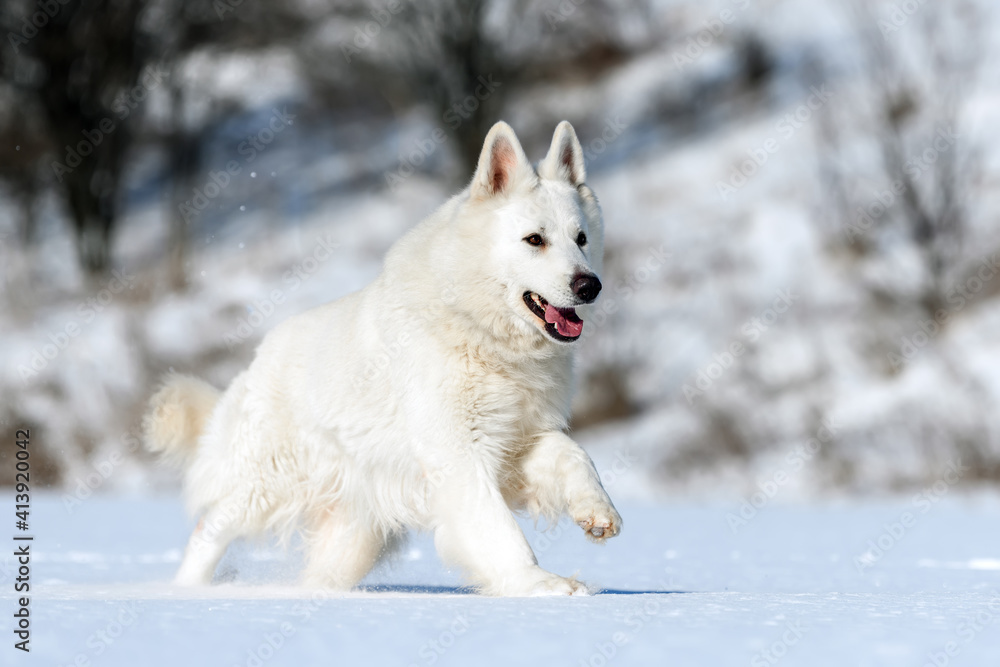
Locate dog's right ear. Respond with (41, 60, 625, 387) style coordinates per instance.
(471, 121, 535, 200)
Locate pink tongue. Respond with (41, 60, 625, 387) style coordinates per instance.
(544, 304, 583, 338)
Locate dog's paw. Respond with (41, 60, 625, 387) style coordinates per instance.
(573, 501, 622, 542)
(492, 568, 591, 597)
(526, 572, 590, 597)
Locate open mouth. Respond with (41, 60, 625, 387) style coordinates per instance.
(523, 291, 584, 342)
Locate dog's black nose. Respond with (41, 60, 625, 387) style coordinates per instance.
(571, 273, 602, 303)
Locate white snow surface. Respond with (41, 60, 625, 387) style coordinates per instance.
(4, 494, 1000, 666)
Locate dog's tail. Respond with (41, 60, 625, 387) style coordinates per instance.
(143, 373, 220, 469)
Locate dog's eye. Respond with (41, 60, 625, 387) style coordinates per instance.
(524, 234, 545, 247)
(576, 232, 587, 246)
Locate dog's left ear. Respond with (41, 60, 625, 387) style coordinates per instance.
(539, 120, 586, 187)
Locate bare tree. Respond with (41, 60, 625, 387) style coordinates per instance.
(0, 0, 313, 278)
(819, 0, 983, 316)
(302, 0, 653, 179)
(1, 0, 156, 275)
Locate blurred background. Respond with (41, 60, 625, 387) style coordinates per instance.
(1, 0, 998, 500)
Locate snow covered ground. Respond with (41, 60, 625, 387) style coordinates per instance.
(4, 493, 1000, 666)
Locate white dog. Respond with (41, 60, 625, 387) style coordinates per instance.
(144, 120, 621, 596)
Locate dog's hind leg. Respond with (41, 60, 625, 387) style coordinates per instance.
(174, 505, 239, 586)
(301, 509, 383, 590)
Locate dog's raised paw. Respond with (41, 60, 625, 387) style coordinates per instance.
(574, 503, 622, 542)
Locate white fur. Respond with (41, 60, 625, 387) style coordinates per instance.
(144, 121, 622, 596)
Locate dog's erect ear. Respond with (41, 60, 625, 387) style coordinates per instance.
(539, 120, 586, 187)
(471, 121, 535, 199)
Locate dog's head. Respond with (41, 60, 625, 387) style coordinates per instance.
(464, 121, 605, 345)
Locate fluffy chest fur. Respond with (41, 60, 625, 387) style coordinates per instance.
(445, 342, 573, 453)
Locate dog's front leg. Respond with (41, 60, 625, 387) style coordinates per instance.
(520, 431, 622, 541)
(428, 453, 588, 596)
